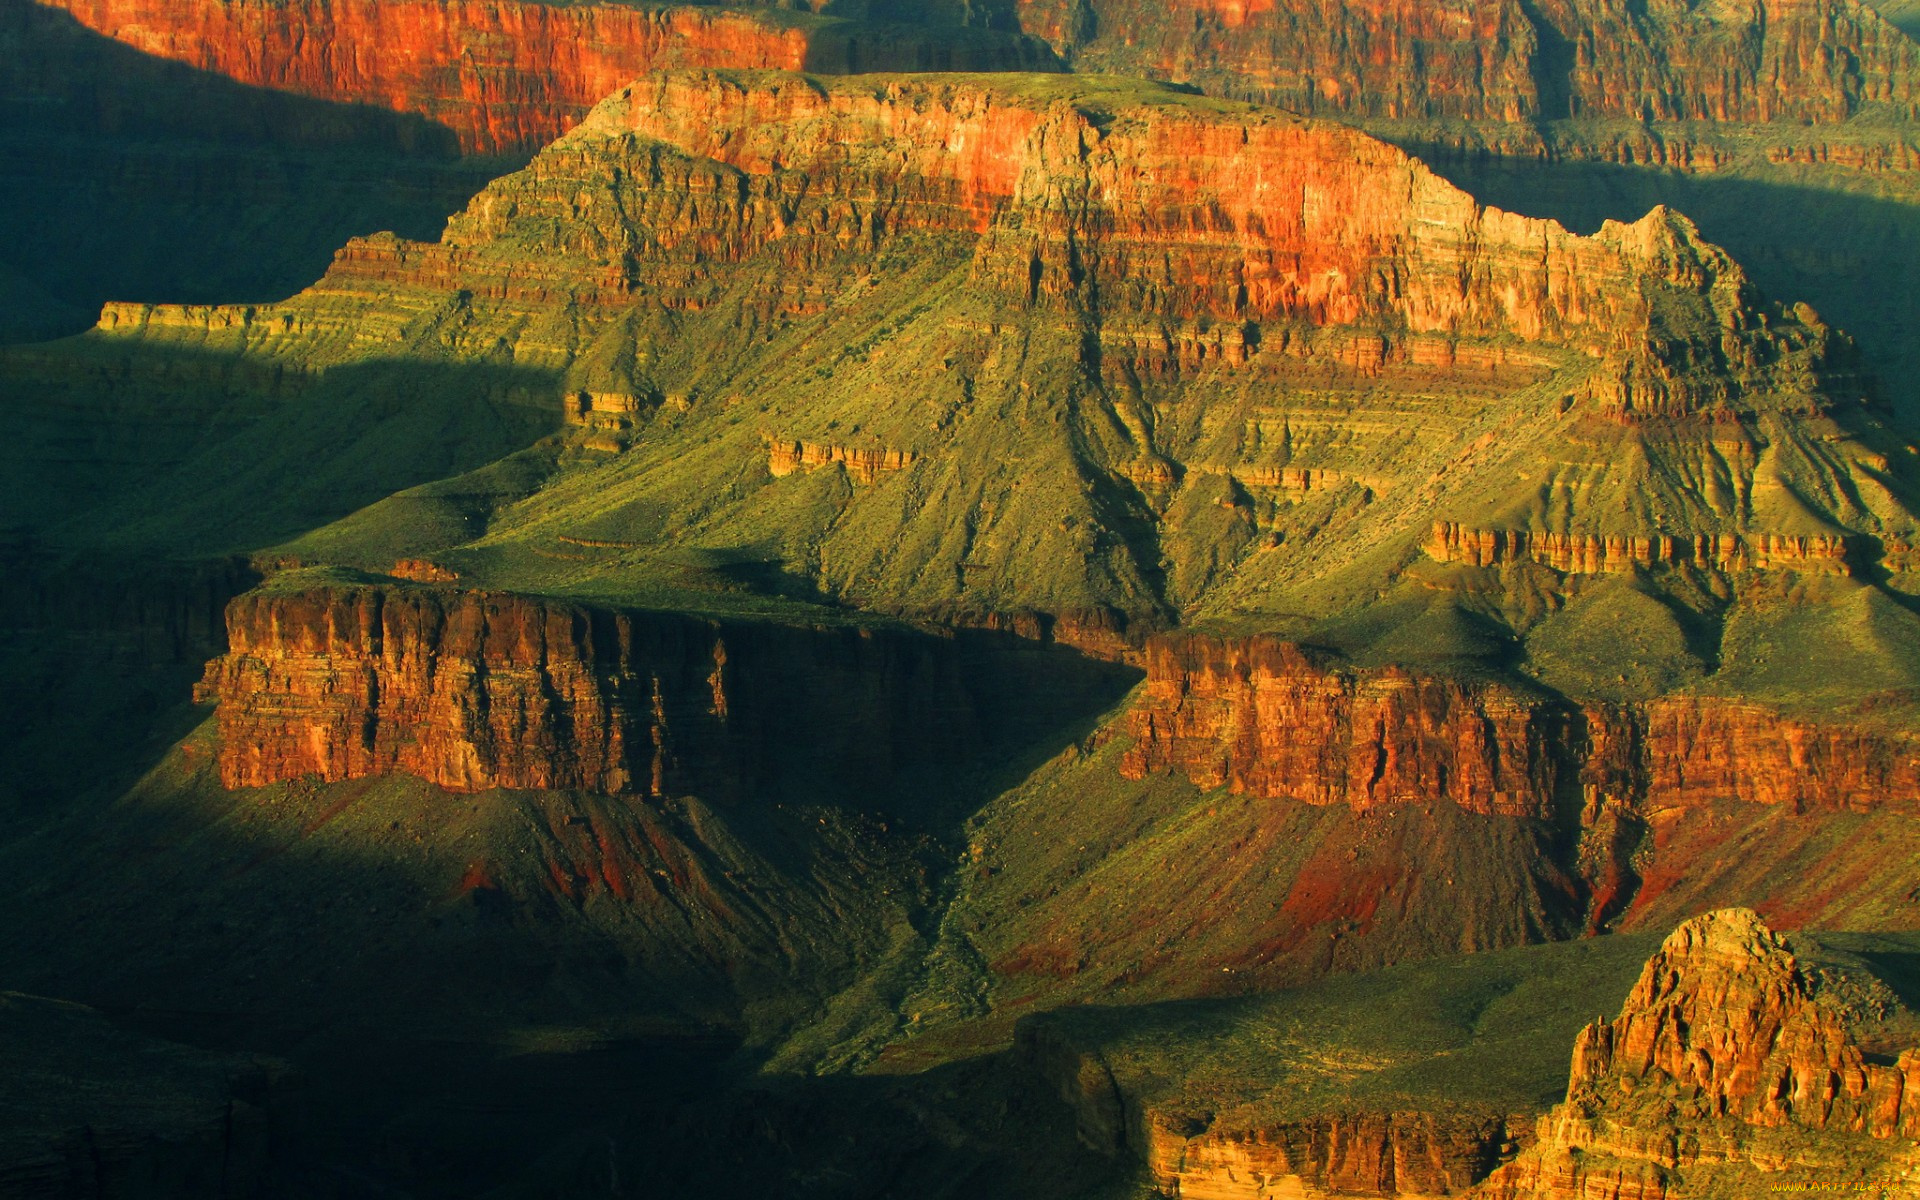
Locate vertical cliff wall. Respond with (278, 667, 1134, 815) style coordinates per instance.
(197, 583, 1133, 798)
(1122, 632, 1920, 820)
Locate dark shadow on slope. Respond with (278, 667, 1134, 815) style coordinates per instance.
(0, 342, 566, 556)
(0, 622, 1136, 1196)
(599, 1053, 1123, 1200)
(1397, 144, 1920, 421)
(0, 0, 515, 341)
(0, 545, 258, 816)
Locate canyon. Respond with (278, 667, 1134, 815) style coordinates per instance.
(2, 0, 1920, 1192)
(1017, 0, 1920, 123)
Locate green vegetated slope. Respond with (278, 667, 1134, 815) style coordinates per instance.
(1870, 0, 1920, 40)
(871, 726, 1920, 1072)
(1026, 931, 1667, 1131)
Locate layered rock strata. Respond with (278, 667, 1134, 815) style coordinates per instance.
(39, 0, 1061, 155)
(1014, 0, 1920, 124)
(766, 439, 918, 483)
(1122, 634, 1920, 817)
(1478, 909, 1920, 1197)
(1426, 522, 1858, 576)
(1139, 1109, 1517, 1198)
(197, 583, 1129, 796)
(109, 70, 1862, 425)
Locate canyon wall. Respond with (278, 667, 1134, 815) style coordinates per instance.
(1478, 909, 1920, 1198)
(586, 74, 1799, 360)
(36, 0, 1060, 156)
(140, 70, 1859, 427)
(1014, 0, 1920, 124)
(197, 583, 1130, 797)
(1121, 633, 1920, 818)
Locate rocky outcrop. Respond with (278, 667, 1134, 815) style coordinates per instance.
(1121, 638, 1572, 818)
(196, 583, 1131, 796)
(1425, 521, 1858, 576)
(1121, 633, 1920, 819)
(767, 439, 918, 483)
(1143, 1111, 1518, 1198)
(39, 0, 1060, 156)
(1015, 0, 1920, 125)
(1477, 909, 1920, 1197)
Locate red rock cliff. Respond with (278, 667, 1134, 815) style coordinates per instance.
(37, 0, 1060, 155)
(196, 583, 1129, 796)
(1478, 908, 1920, 1197)
(138, 70, 1851, 423)
(1122, 633, 1920, 819)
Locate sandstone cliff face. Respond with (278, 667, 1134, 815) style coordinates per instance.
(1121, 637, 1571, 819)
(1016, 0, 1920, 124)
(1425, 522, 1858, 576)
(1477, 909, 1920, 1198)
(529, 74, 1835, 373)
(197, 583, 1128, 796)
(39, 0, 1059, 155)
(1121, 632, 1920, 821)
(1141, 1110, 1517, 1198)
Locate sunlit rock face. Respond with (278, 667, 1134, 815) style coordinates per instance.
(1480, 909, 1920, 1199)
(35, 0, 1062, 154)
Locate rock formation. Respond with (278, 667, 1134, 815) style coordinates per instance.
(196, 581, 1130, 796)
(1015, 0, 1920, 124)
(1424, 522, 1858, 576)
(1023, 1005, 1526, 1195)
(1122, 632, 1920, 820)
(39, 0, 1061, 155)
(766, 439, 918, 484)
(1141, 1108, 1517, 1198)
(1478, 909, 1920, 1197)
(22, 70, 1915, 845)
(61, 70, 1895, 629)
